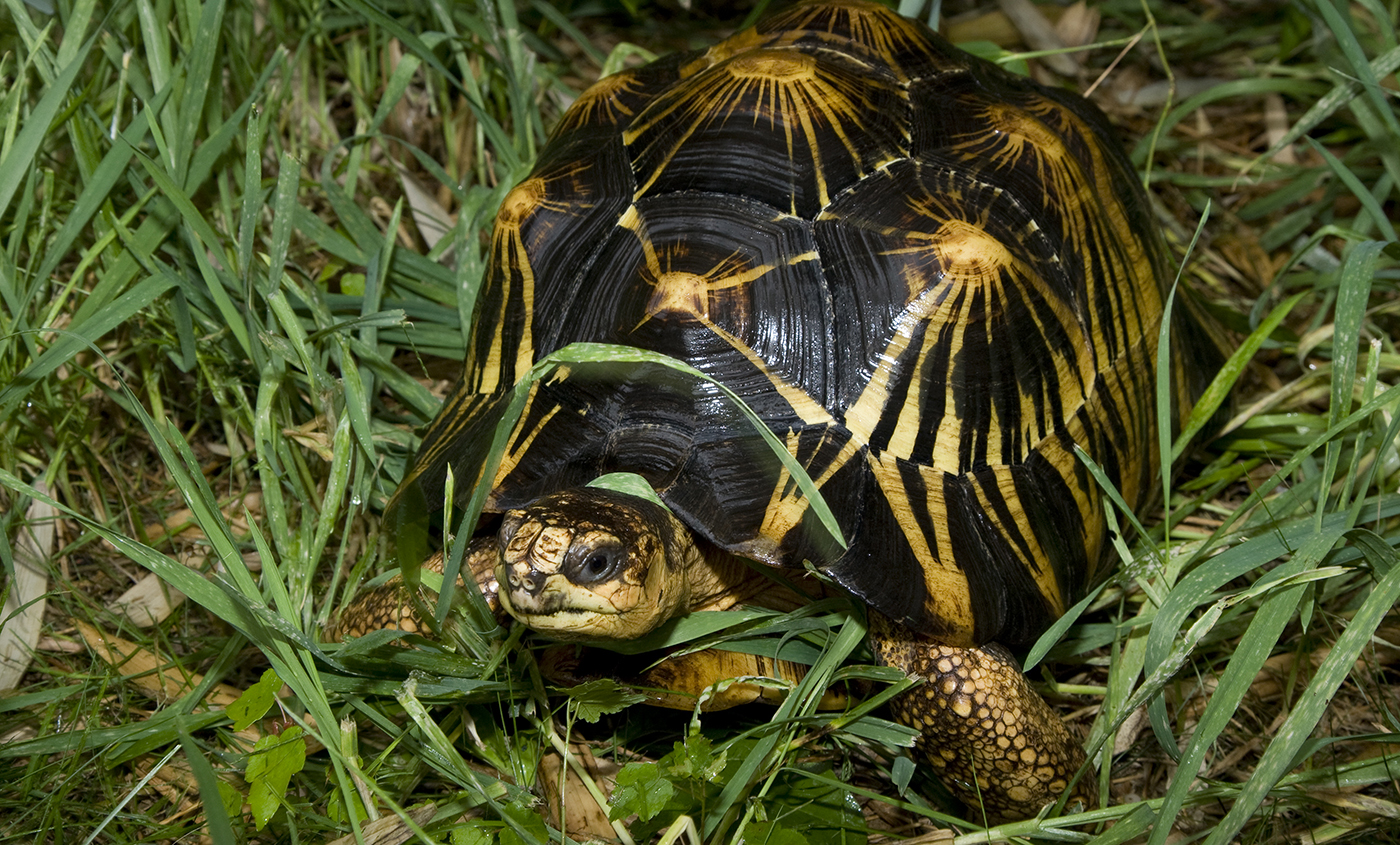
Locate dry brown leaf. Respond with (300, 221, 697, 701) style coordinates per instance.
(75, 620, 246, 707)
(1054, 1, 1100, 49)
(1308, 788, 1400, 819)
(1263, 92, 1298, 166)
(137, 491, 262, 545)
(110, 555, 204, 627)
(397, 163, 455, 254)
(73, 620, 306, 753)
(540, 740, 619, 842)
(1113, 705, 1150, 756)
(0, 480, 55, 690)
(943, 10, 1020, 48)
(324, 803, 439, 845)
(997, 0, 1079, 75)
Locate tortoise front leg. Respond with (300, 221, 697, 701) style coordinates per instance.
(869, 614, 1092, 822)
(327, 538, 503, 639)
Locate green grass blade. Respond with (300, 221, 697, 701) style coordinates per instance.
(0, 274, 176, 414)
(1203, 554, 1400, 845)
(1306, 140, 1398, 241)
(1173, 292, 1305, 460)
(1318, 240, 1383, 528)
(1145, 528, 1347, 844)
(177, 724, 238, 845)
(1250, 43, 1400, 170)
(171, 0, 226, 183)
(0, 28, 95, 223)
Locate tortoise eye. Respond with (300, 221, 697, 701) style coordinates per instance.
(584, 552, 613, 577)
(565, 540, 624, 585)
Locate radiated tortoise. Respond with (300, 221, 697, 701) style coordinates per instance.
(338, 0, 1218, 820)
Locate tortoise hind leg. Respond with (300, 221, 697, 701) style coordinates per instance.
(869, 614, 1093, 821)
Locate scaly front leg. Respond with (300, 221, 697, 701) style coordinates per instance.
(327, 538, 503, 640)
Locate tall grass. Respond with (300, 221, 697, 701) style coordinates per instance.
(0, 0, 1397, 843)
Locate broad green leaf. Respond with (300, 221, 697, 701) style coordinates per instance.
(610, 762, 676, 822)
(227, 668, 281, 732)
(588, 472, 671, 511)
(245, 726, 307, 830)
(564, 678, 647, 724)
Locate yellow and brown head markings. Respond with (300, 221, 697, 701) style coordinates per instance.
(492, 488, 700, 641)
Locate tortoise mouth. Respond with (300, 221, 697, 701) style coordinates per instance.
(496, 568, 666, 642)
(497, 573, 624, 628)
(502, 591, 620, 618)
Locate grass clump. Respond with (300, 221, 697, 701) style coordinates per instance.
(1, 0, 1398, 843)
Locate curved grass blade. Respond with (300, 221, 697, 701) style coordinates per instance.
(1201, 555, 1400, 845)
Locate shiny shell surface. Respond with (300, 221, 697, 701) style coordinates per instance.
(397, 0, 1193, 647)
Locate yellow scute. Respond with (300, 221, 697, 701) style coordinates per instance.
(725, 49, 818, 82)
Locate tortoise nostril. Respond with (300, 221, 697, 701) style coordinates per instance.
(508, 567, 549, 596)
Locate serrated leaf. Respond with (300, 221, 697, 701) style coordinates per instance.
(227, 668, 280, 731)
(564, 678, 647, 723)
(245, 726, 307, 830)
(662, 733, 726, 784)
(609, 761, 676, 822)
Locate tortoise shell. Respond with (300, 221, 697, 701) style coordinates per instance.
(395, 0, 1200, 648)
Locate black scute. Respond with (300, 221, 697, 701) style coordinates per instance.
(462, 362, 845, 568)
(626, 44, 907, 218)
(941, 471, 1060, 647)
(457, 131, 634, 398)
(548, 50, 692, 137)
(536, 193, 837, 413)
(752, 1, 972, 82)
(815, 159, 1078, 425)
(820, 456, 952, 639)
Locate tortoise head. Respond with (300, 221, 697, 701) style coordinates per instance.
(494, 487, 696, 641)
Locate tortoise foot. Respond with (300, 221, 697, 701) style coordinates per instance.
(871, 616, 1093, 821)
